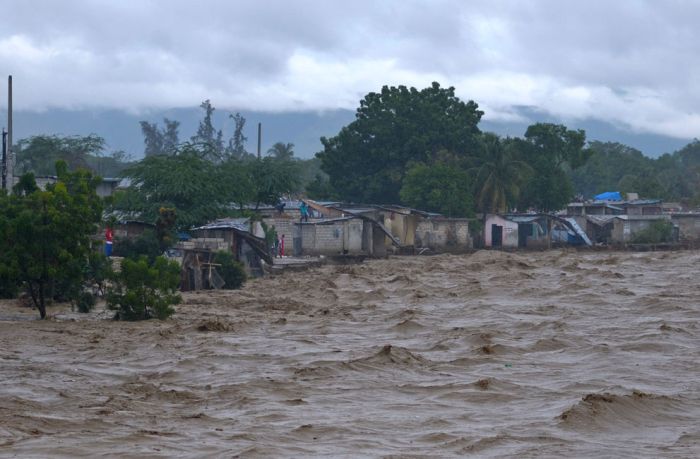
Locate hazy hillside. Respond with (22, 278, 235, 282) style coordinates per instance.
(1, 107, 691, 159)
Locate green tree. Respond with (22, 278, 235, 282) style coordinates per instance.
(241, 157, 301, 209)
(107, 256, 181, 321)
(155, 207, 178, 251)
(140, 121, 163, 157)
(569, 141, 654, 198)
(472, 134, 531, 214)
(226, 112, 249, 159)
(15, 134, 106, 176)
(13, 172, 40, 196)
(267, 142, 295, 161)
(517, 123, 589, 212)
(112, 230, 162, 263)
(140, 118, 180, 157)
(317, 82, 483, 203)
(191, 99, 224, 161)
(0, 162, 103, 318)
(399, 160, 474, 217)
(115, 144, 225, 229)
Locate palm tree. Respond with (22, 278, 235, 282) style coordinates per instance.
(472, 133, 531, 215)
(267, 142, 295, 161)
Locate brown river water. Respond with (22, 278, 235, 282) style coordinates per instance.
(1, 250, 699, 458)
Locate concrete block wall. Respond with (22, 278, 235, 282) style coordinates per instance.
(295, 219, 366, 255)
(416, 219, 472, 252)
(266, 217, 295, 240)
(314, 224, 345, 253)
(671, 215, 700, 241)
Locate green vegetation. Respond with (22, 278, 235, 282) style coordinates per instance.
(317, 82, 483, 204)
(571, 140, 700, 204)
(15, 134, 130, 178)
(107, 256, 182, 321)
(400, 160, 474, 217)
(472, 133, 531, 214)
(0, 162, 103, 318)
(3, 84, 698, 322)
(316, 82, 593, 214)
(515, 123, 590, 211)
(631, 220, 675, 244)
(112, 230, 162, 263)
(213, 251, 247, 290)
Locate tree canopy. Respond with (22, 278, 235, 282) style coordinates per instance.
(400, 160, 474, 217)
(515, 123, 590, 211)
(0, 162, 103, 318)
(140, 118, 180, 157)
(114, 144, 224, 229)
(317, 82, 483, 204)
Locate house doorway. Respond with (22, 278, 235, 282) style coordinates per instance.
(491, 224, 503, 247)
(518, 223, 532, 248)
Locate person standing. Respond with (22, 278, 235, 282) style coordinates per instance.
(105, 226, 113, 257)
(300, 201, 309, 222)
(280, 234, 285, 257)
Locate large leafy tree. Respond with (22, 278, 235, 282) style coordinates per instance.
(116, 144, 225, 229)
(247, 158, 301, 208)
(516, 123, 589, 212)
(0, 162, 102, 318)
(317, 82, 483, 203)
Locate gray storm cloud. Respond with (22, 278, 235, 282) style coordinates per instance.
(1, 0, 698, 138)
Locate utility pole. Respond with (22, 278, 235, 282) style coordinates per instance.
(257, 122, 261, 159)
(6, 75, 13, 189)
(2, 128, 6, 191)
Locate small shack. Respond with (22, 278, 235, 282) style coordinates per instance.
(484, 214, 520, 248)
(186, 218, 272, 278)
(485, 214, 590, 248)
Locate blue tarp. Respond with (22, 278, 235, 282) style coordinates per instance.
(594, 191, 622, 201)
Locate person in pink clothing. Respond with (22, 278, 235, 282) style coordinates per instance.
(279, 234, 285, 257)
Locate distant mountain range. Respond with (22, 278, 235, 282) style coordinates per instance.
(1, 107, 692, 159)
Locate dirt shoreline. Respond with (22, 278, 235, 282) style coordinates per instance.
(2, 250, 699, 457)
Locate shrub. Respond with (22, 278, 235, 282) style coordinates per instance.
(107, 256, 182, 321)
(0, 265, 19, 299)
(630, 220, 674, 244)
(214, 251, 247, 290)
(75, 291, 96, 313)
(112, 230, 162, 262)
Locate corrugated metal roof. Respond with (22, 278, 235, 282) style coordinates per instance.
(586, 215, 617, 225)
(625, 199, 662, 205)
(193, 218, 250, 232)
(612, 215, 670, 221)
(296, 216, 355, 225)
(507, 215, 540, 223)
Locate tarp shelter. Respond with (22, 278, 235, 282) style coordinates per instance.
(594, 191, 622, 201)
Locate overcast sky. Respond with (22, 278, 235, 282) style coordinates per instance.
(1, 0, 699, 140)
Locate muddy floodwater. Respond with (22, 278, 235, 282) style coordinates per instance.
(1, 250, 700, 458)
